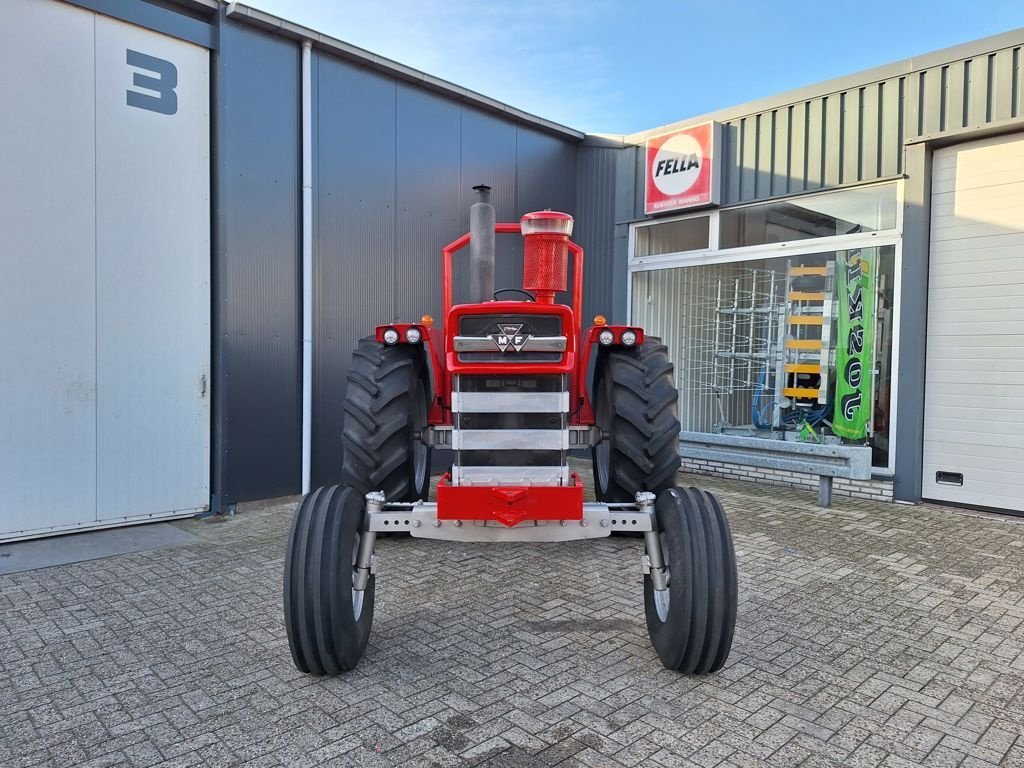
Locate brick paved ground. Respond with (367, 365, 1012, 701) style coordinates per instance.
(2, 472, 1024, 767)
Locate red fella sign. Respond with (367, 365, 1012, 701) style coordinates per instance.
(644, 122, 719, 214)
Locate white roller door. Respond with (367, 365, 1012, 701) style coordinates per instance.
(923, 133, 1024, 512)
(0, 0, 210, 540)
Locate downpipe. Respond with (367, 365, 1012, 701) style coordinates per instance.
(300, 41, 313, 494)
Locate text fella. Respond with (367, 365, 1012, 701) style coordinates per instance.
(655, 155, 700, 177)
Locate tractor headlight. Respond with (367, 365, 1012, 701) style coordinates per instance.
(598, 329, 614, 346)
(382, 328, 399, 345)
(621, 330, 637, 346)
(405, 327, 422, 344)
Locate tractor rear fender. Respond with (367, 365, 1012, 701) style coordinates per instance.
(575, 324, 646, 425)
(374, 323, 446, 423)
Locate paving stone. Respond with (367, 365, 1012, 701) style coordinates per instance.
(1, 471, 1023, 767)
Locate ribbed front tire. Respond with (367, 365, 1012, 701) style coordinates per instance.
(341, 337, 431, 501)
(644, 487, 737, 674)
(284, 485, 374, 674)
(591, 339, 682, 502)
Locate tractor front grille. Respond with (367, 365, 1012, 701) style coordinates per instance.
(450, 374, 569, 487)
(455, 314, 564, 363)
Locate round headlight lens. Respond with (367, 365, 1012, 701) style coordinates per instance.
(621, 330, 637, 346)
(405, 327, 422, 344)
(382, 328, 399, 345)
(598, 329, 614, 346)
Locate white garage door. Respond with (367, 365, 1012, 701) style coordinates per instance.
(923, 132, 1024, 512)
(0, 0, 210, 540)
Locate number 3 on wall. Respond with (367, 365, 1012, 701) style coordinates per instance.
(126, 49, 177, 115)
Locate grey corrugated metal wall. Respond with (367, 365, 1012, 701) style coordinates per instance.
(311, 51, 577, 488)
(628, 40, 1024, 215)
(214, 18, 302, 506)
(574, 145, 620, 324)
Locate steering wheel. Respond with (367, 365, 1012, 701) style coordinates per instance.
(493, 288, 536, 302)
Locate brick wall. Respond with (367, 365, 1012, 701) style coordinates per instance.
(681, 457, 894, 502)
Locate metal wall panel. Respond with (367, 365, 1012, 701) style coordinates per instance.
(310, 51, 579, 488)
(756, 113, 773, 198)
(0, 0, 97, 535)
(613, 146, 640, 324)
(575, 145, 620, 324)
(313, 57, 399, 486)
(861, 84, 880, 179)
(771, 108, 789, 196)
(789, 103, 806, 193)
(879, 81, 901, 177)
(629, 40, 1024, 216)
(215, 21, 301, 504)
(458, 109, 519, 301)
(516, 129, 576, 219)
(892, 143, 931, 502)
(392, 84, 463, 325)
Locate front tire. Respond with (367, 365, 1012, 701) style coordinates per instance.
(644, 486, 737, 674)
(592, 339, 681, 502)
(284, 485, 375, 674)
(341, 337, 431, 501)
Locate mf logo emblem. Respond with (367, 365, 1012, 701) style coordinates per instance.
(490, 324, 530, 353)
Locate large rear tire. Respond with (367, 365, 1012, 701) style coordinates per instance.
(591, 339, 681, 502)
(644, 486, 737, 674)
(341, 337, 431, 501)
(284, 485, 375, 674)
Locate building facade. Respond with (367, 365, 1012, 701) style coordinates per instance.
(602, 30, 1024, 510)
(1, 0, 1021, 541)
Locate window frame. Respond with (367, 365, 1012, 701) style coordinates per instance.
(627, 180, 904, 475)
(633, 213, 713, 259)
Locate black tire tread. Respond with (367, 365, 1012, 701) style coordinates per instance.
(283, 485, 374, 675)
(645, 486, 737, 674)
(592, 339, 682, 502)
(340, 337, 429, 501)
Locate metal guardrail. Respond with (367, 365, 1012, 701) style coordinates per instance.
(679, 431, 873, 507)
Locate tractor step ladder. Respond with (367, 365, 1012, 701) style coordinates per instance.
(779, 262, 834, 407)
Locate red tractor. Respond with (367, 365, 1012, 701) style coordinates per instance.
(284, 186, 737, 675)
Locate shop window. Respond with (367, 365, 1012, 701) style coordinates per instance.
(719, 183, 898, 249)
(635, 215, 710, 257)
(631, 245, 896, 468)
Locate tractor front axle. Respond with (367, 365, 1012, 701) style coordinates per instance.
(365, 490, 656, 543)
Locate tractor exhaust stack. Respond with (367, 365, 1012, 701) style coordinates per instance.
(469, 184, 496, 304)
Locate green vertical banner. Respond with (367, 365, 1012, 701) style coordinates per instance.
(832, 249, 876, 439)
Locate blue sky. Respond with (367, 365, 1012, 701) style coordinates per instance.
(248, 1, 1023, 135)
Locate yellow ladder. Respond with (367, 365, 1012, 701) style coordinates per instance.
(780, 262, 833, 405)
